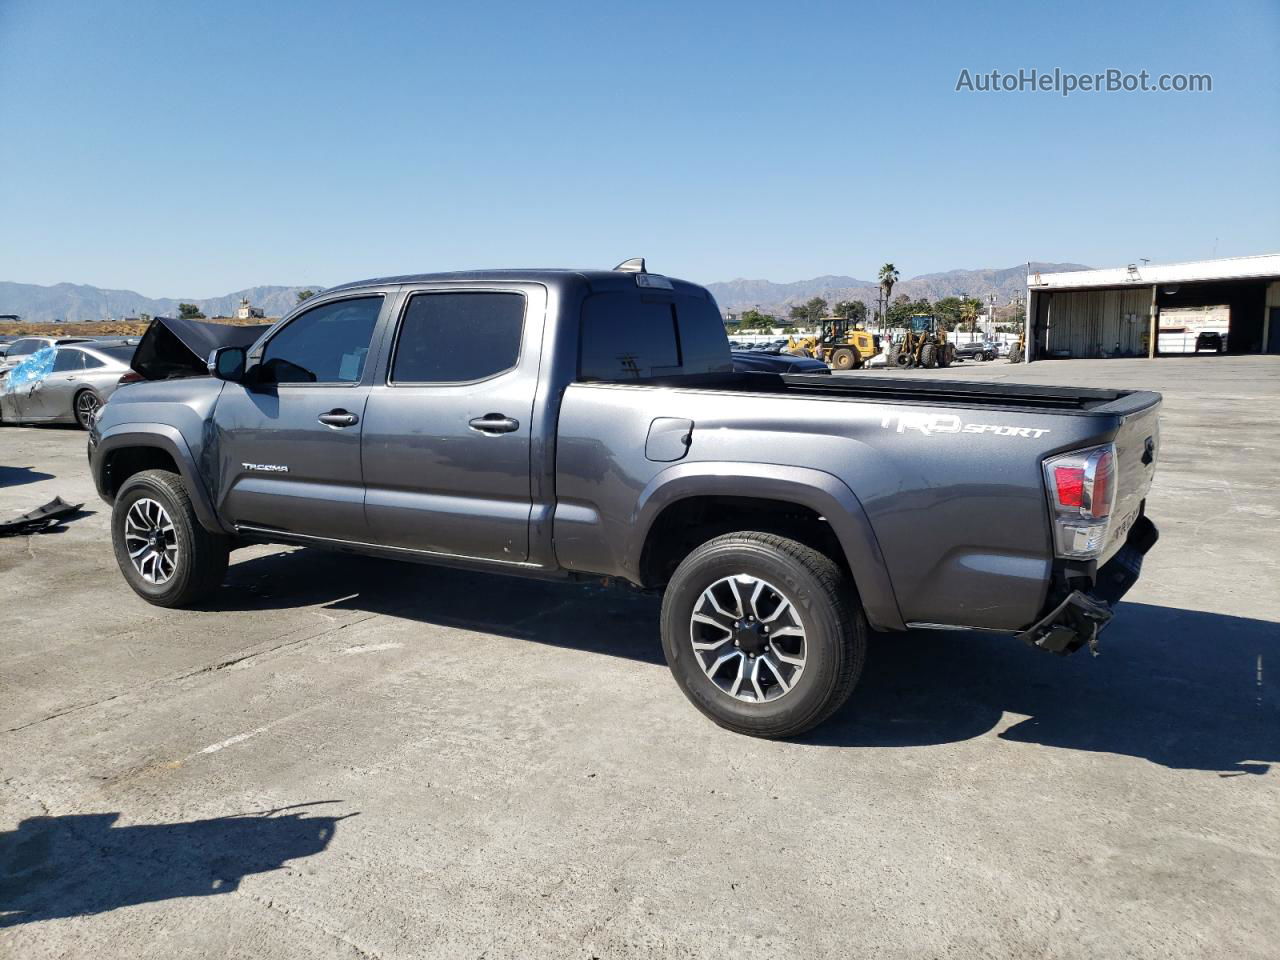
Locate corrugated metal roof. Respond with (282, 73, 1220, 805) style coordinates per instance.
(1028, 253, 1280, 290)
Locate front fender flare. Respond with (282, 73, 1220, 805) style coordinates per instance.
(93, 423, 226, 534)
(628, 461, 905, 632)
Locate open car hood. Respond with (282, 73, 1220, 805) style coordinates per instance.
(131, 316, 272, 381)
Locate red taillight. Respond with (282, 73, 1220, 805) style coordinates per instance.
(1054, 467, 1084, 507)
(1042, 443, 1118, 559)
(118, 370, 144, 385)
(1089, 450, 1114, 519)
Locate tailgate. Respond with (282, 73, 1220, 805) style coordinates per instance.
(1100, 398, 1160, 563)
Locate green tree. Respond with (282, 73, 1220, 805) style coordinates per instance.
(739, 308, 777, 332)
(833, 299, 868, 324)
(934, 296, 964, 330)
(789, 297, 828, 326)
(177, 302, 205, 320)
(296, 289, 317, 304)
(886, 296, 933, 328)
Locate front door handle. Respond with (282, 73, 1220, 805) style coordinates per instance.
(318, 409, 359, 428)
(468, 413, 520, 434)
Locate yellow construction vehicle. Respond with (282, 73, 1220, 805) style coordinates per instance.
(787, 317, 880, 370)
(889, 315, 954, 369)
(1008, 329, 1026, 363)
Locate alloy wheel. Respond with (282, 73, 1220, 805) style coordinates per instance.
(123, 497, 179, 584)
(689, 574, 806, 703)
(75, 391, 100, 428)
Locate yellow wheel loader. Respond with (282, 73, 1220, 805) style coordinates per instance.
(889, 315, 954, 369)
(787, 317, 880, 370)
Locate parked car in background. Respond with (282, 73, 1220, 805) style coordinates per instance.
(953, 340, 999, 362)
(731, 350, 831, 374)
(0, 342, 136, 428)
(0, 335, 93, 378)
(1194, 331, 1226, 354)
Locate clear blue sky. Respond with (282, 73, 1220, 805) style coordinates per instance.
(1, 0, 1276, 296)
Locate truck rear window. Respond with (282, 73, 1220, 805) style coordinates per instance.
(578, 292, 731, 381)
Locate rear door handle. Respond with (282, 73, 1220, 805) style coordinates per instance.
(318, 409, 359, 428)
(468, 413, 520, 434)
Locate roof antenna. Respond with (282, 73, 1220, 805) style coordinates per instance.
(614, 257, 646, 273)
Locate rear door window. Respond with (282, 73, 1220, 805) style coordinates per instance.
(390, 292, 525, 384)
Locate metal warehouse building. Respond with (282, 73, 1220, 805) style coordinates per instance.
(1024, 253, 1280, 361)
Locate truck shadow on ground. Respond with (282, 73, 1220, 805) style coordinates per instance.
(219, 549, 1279, 776)
(0, 465, 55, 488)
(0, 803, 352, 928)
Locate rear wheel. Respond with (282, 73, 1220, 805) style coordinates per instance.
(831, 348, 855, 370)
(111, 469, 230, 607)
(73, 389, 101, 430)
(661, 532, 866, 738)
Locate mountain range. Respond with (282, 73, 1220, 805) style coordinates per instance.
(0, 282, 323, 323)
(1, 263, 1089, 323)
(704, 262, 1089, 315)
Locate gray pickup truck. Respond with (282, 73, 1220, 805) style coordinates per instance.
(89, 263, 1161, 737)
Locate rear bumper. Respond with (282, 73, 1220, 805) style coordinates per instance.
(1017, 514, 1159, 655)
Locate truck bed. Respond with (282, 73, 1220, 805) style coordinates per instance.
(634, 371, 1161, 417)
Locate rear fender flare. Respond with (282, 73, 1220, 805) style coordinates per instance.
(628, 461, 905, 631)
(95, 424, 226, 534)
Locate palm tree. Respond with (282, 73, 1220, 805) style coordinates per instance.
(960, 297, 979, 334)
(878, 263, 899, 326)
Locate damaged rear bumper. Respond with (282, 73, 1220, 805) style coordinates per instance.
(1018, 514, 1159, 656)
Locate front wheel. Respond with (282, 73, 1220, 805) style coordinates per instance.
(660, 532, 866, 738)
(111, 469, 230, 607)
(831, 348, 855, 370)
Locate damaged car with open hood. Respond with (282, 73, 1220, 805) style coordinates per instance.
(1, 317, 271, 429)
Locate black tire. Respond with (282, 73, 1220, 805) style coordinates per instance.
(920, 343, 938, 368)
(660, 532, 866, 738)
(895, 351, 911, 367)
(72, 388, 101, 430)
(831, 348, 855, 370)
(111, 469, 230, 607)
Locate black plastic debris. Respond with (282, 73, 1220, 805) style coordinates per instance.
(0, 496, 84, 536)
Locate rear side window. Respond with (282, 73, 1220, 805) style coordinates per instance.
(261, 296, 383, 384)
(391, 292, 525, 384)
(578, 292, 731, 380)
(53, 349, 86, 372)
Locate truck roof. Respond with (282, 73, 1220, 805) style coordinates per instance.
(325, 268, 713, 299)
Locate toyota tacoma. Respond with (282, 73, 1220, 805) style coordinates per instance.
(89, 262, 1161, 737)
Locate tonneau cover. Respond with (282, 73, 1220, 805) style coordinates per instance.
(132, 316, 271, 381)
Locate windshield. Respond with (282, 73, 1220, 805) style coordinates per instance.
(7, 339, 46, 357)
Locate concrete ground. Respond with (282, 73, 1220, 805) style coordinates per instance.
(2, 356, 1277, 958)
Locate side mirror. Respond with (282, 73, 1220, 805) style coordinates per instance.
(208, 346, 246, 382)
